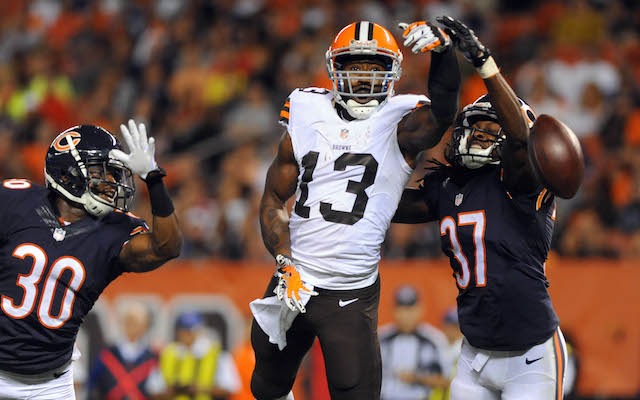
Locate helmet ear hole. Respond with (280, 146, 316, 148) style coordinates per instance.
(67, 166, 80, 178)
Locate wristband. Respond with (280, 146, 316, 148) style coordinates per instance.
(477, 56, 500, 79)
(144, 169, 174, 217)
(276, 254, 293, 267)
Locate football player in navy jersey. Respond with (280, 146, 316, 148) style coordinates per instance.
(393, 17, 567, 400)
(251, 20, 460, 400)
(0, 120, 181, 399)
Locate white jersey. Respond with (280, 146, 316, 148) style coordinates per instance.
(281, 88, 429, 289)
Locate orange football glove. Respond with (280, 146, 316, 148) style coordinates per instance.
(398, 21, 451, 54)
(274, 254, 318, 313)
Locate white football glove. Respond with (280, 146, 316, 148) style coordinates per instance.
(398, 21, 451, 54)
(274, 254, 318, 313)
(110, 119, 158, 180)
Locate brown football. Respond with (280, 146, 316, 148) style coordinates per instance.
(528, 114, 584, 199)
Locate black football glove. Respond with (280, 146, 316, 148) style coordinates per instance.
(436, 16, 491, 68)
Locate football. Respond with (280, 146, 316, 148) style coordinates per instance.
(527, 114, 585, 199)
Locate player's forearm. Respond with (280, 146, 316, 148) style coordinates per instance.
(483, 74, 528, 144)
(392, 188, 430, 224)
(122, 213, 182, 273)
(145, 172, 182, 260)
(483, 73, 537, 191)
(149, 213, 182, 259)
(259, 194, 291, 258)
(427, 46, 461, 128)
(396, 47, 459, 156)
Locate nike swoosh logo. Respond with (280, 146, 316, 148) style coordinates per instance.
(525, 357, 543, 365)
(338, 298, 359, 307)
(53, 370, 69, 379)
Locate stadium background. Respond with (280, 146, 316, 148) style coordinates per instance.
(0, 0, 638, 398)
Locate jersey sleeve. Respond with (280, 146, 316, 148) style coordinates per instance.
(418, 171, 442, 221)
(125, 213, 150, 239)
(501, 169, 555, 215)
(279, 95, 291, 127)
(107, 212, 150, 276)
(0, 179, 38, 239)
(387, 94, 431, 119)
(280, 87, 333, 130)
(412, 98, 431, 111)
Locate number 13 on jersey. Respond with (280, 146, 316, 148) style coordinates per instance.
(294, 151, 378, 226)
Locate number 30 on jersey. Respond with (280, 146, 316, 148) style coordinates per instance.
(1, 244, 85, 329)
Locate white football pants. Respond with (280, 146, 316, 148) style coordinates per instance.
(0, 363, 75, 400)
(450, 328, 567, 400)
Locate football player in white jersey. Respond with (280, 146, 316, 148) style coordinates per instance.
(250, 20, 461, 400)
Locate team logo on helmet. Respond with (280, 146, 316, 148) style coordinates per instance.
(52, 131, 81, 152)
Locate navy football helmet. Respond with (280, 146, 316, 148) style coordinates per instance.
(448, 94, 536, 169)
(45, 125, 135, 218)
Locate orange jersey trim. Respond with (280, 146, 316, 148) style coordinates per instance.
(536, 188, 548, 211)
(279, 98, 291, 124)
(129, 226, 148, 236)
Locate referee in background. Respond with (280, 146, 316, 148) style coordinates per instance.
(380, 285, 450, 400)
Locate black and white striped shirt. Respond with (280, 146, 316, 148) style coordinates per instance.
(380, 324, 449, 400)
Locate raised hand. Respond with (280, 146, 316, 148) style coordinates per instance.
(110, 119, 158, 180)
(274, 254, 318, 313)
(398, 21, 451, 54)
(436, 16, 492, 68)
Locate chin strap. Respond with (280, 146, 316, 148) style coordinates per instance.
(81, 192, 113, 218)
(343, 99, 380, 119)
(458, 134, 500, 169)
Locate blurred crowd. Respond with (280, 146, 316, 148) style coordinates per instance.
(0, 0, 638, 259)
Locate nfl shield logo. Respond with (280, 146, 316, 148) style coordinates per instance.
(340, 129, 349, 139)
(53, 228, 66, 242)
(455, 193, 463, 206)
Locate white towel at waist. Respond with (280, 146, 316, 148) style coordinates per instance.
(249, 287, 314, 351)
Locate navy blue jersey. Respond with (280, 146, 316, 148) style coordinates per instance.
(421, 165, 559, 351)
(0, 179, 148, 374)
